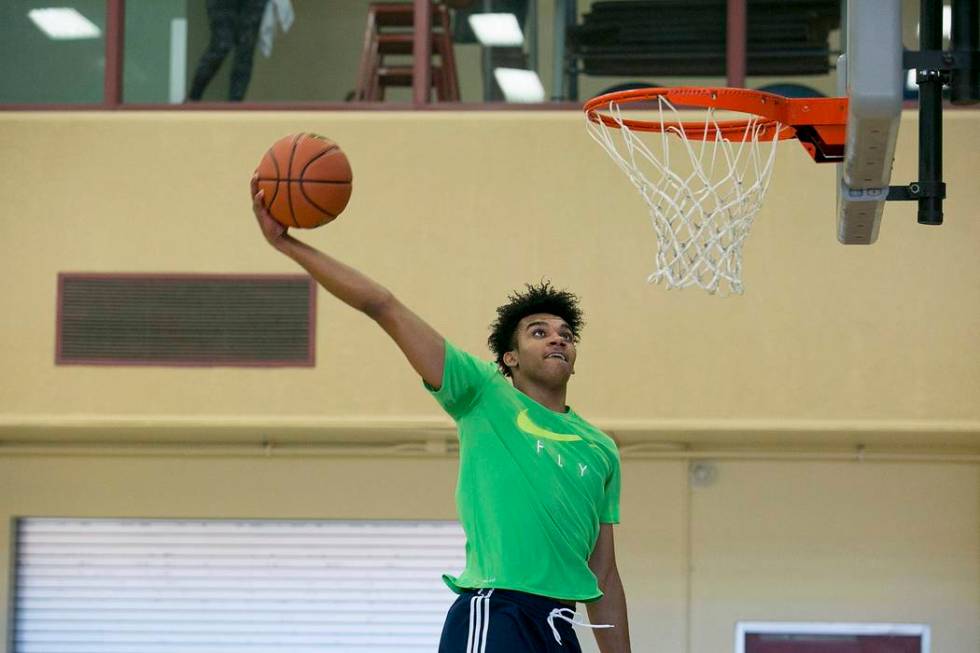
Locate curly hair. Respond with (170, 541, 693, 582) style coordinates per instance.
(488, 281, 584, 377)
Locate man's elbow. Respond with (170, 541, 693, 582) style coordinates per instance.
(591, 555, 620, 589)
(362, 290, 396, 322)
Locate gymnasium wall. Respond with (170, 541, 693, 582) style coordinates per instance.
(1, 111, 977, 442)
(0, 110, 977, 652)
(0, 456, 976, 652)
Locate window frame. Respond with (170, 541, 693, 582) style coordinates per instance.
(735, 621, 932, 653)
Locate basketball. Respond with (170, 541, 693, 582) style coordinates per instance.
(254, 133, 353, 229)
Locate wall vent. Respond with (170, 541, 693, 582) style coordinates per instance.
(57, 274, 315, 367)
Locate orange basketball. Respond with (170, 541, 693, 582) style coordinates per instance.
(254, 133, 353, 229)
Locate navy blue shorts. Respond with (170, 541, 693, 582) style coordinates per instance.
(438, 588, 583, 653)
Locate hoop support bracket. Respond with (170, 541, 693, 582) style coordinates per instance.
(903, 49, 980, 74)
(886, 181, 947, 202)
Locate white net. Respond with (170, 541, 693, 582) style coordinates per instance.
(586, 97, 782, 295)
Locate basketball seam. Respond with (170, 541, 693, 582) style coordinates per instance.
(300, 145, 351, 182)
(299, 145, 351, 177)
(296, 187, 340, 221)
(296, 146, 349, 220)
(256, 178, 350, 185)
(285, 134, 301, 228)
(299, 144, 353, 220)
(266, 149, 282, 211)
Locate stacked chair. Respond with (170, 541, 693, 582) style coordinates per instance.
(569, 0, 840, 77)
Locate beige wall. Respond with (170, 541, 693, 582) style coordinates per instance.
(0, 111, 978, 444)
(1, 456, 975, 652)
(0, 109, 978, 651)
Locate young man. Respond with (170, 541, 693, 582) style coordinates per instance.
(251, 177, 631, 653)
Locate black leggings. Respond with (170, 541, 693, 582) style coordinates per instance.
(189, 0, 268, 101)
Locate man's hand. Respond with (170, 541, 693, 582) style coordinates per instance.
(251, 173, 288, 250)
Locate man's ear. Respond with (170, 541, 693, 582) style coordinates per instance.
(502, 350, 518, 370)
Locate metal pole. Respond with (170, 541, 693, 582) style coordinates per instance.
(917, 0, 944, 225)
(413, 0, 432, 105)
(565, 0, 578, 100)
(552, 0, 567, 100)
(726, 0, 747, 88)
(950, 0, 980, 104)
(528, 0, 539, 75)
(104, 0, 125, 106)
(483, 0, 493, 101)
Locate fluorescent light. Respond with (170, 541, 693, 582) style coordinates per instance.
(493, 68, 545, 103)
(28, 8, 101, 40)
(468, 13, 524, 47)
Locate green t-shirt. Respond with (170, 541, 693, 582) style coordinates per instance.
(427, 340, 622, 602)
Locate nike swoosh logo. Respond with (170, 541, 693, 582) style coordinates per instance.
(516, 409, 582, 442)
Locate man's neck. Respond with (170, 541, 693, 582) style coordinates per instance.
(513, 378, 568, 413)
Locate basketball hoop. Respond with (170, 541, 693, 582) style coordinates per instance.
(584, 87, 847, 294)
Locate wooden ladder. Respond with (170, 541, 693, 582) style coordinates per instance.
(355, 2, 460, 102)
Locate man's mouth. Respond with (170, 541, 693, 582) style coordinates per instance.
(545, 352, 568, 362)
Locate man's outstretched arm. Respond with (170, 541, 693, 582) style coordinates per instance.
(587, 523, 632, 653)
(252, 176, 445, 388)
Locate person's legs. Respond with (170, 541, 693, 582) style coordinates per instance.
(188, 0, 238, 100)
(227, 0, 268, 101)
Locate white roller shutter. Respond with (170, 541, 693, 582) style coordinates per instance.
(14, 517, 466, 653)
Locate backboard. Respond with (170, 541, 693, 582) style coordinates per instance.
(836, 0, 905, 245)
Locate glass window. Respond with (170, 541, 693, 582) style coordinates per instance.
(124, 0, 189, 104)
(0, 1, 106, 105)
(180, 0, 383, 103)
(563, 0, 842, 102)
(3, 0, 961, 108)
(172, 0, 549, 105)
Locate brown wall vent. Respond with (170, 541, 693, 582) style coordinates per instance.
(56, 274, 315, 367)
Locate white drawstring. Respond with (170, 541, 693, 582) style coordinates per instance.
(546, 607, 614, 645)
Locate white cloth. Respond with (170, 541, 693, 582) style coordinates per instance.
(258, 0, 295, 58)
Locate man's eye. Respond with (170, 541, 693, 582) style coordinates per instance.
(532, 329, 545, 337)
(561, 333, 573, 341)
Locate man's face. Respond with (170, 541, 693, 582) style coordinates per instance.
(503, 313, 577, 386)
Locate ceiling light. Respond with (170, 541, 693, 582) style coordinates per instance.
(28, 8, 101, 40)
(493, 68, 545, 103)
(468, 13, 524, 47)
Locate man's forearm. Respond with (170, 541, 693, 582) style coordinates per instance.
(277, 235, 392, 316)
(586, 568, 632, 653)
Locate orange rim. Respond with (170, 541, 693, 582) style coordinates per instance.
(584, 87, 849, 143)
